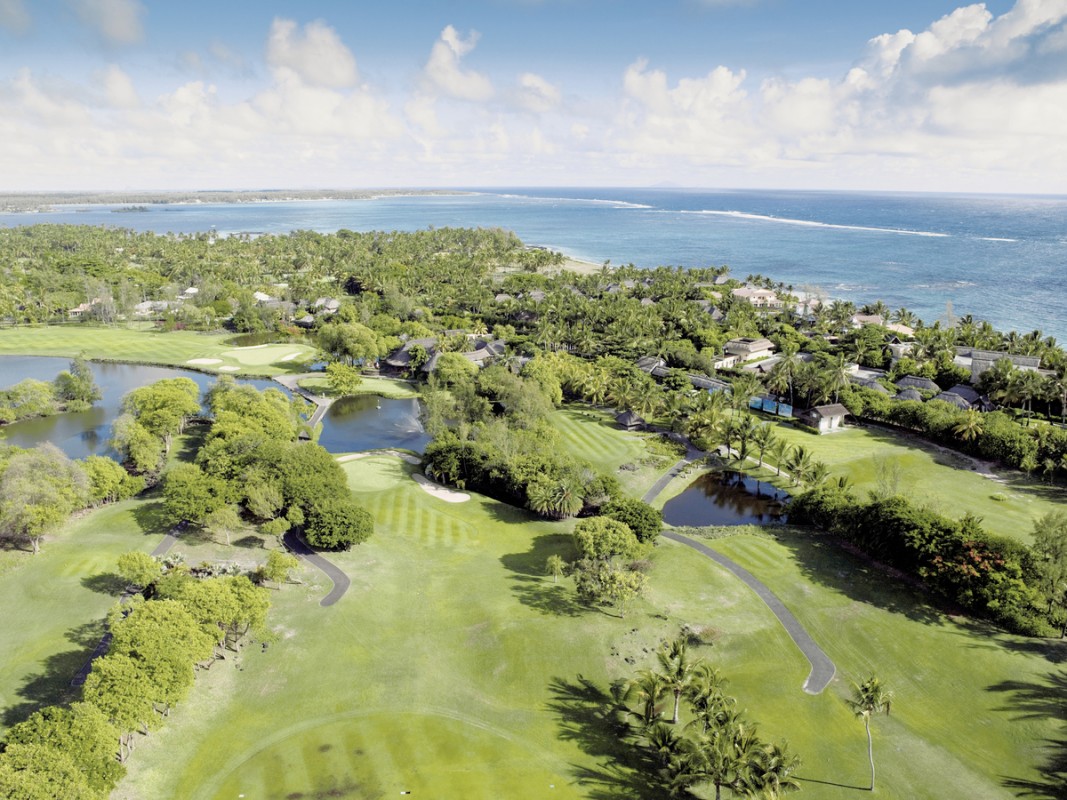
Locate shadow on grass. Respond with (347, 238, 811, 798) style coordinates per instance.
(81, 572, 127, 596)
(546, 676, 672, 800)
(771, 528, 945, 625)
(131, 497, 170, 536)
(501, 534, 586, 617)
(232, 534, 266, 549)
(987, 670, 1067, 799)
(955, 617, 1067, 666)
(171, 426, 207, 465)
(1, 621, 103, 728)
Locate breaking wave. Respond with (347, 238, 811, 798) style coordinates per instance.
(685, 209, 951, 238)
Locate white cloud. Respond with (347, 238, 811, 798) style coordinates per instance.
(68, 0, 145, 45)
(617, 59, 755, 163)
(513, 72, 561, 113)
(98, 64, 138, 108)
(609, 0, 1067, 190)
(422, 25, 494, 102)
(0, 0, 30, 33)
(266, 18, 358, 89)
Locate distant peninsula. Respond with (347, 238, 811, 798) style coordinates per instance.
(0, 188, 469, 214)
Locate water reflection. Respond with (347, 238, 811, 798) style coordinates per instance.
(662, 470, 788, 527)
(316, 395, 429, 454)
(0, 356, 279, 460)
(0, 357, 431, 458)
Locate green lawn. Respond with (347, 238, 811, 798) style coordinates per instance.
(549, 406, 678, 497)
(710, 531, 1064, 800)
(768, 422, 1066, 542)
(3, 427, 1061, 799)
(98, 457, 1061, 800)
(0, 499, 165, 734)
(0, 326, 316, 376)
(298, 375, 420, 399)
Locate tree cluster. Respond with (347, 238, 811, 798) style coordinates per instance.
(162, 380, 372, 550)
(0, 357, 100, 423)
(0, 443, 142, 554)
(789, 486, 1056, 635)
(843, 386, 1067, 482)
(605, 637, 802, 798)
(0, 572, 271, 798)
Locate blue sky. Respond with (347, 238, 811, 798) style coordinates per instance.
(0, 0, 1062, 192)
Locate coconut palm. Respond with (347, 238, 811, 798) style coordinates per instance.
(751, 423, 776, 469)
(685, 662, 732, 734)
(952, 409, 984, 442)
(626, 669, 668, 729)
(849, 675, 892, 791)
(746, 741, 803, 796)
(730, 372, 764, 411)
(657, 637, 701, 725)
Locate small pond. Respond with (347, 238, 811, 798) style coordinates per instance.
(0, 356, 428, 458)
(317, 395, 430, 454)
(661, 470, 788, 527)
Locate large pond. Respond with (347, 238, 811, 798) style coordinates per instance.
(661, 470, 788, 527)
(317, 395, 430, 454)
(0, 356, 426, 458)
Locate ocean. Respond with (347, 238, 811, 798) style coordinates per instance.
(2, 188, 1065, 341)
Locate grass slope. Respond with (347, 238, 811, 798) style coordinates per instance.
(549, 406, 675, 496)
(769, 423, 1065, 542)
(0, 499, 164, 734)
(0, 326, 316, 376)
(710, 531, 1065, 799)
(105, 457, 1063, 800)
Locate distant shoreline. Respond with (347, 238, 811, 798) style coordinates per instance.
(0, 188, 471, 214)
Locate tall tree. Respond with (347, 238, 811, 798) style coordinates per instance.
(849, 675, 892, 791)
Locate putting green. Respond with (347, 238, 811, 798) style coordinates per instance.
(205, 710, 579, 800)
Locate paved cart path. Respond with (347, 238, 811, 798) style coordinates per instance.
(661, 530, 836, 694)
(284, 530, 351, 607)
(642, 434, 835, 695)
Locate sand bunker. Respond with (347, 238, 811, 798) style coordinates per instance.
(280, 352, 304, 362)
(412, 473, 470, 503)
(218, 365, 241, 372)
(187, 358, 222, 365)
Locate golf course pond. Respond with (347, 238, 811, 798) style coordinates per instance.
(317, 395, 430, 454)
(661, 470, 789, 526)
(0, 356, 427, 458)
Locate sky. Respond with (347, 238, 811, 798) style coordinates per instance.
(1, 0, 1065, 194)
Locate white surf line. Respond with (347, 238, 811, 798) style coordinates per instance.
(686, 209, 950, 238)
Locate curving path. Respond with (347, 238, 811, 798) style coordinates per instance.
(643, 435, 835, 694)
(283, 530, 350, 607)
(272, 373, 334, 427)
(661, 530, 836, 694)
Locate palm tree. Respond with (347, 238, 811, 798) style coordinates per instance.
(732, 413, 760, 463)
(784, 445, 814, 486)
(657, 637, 701, 725)
(746, 741, 802, 796)
(626, 669, 667, 729)
(752, 424, 776, 469)
(849, 675, 892, 791)
(685, 662, 731, 734)
(952, 409, 984, 442)
(768, 438, 789, 477)
(730, 372, 764, 411)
